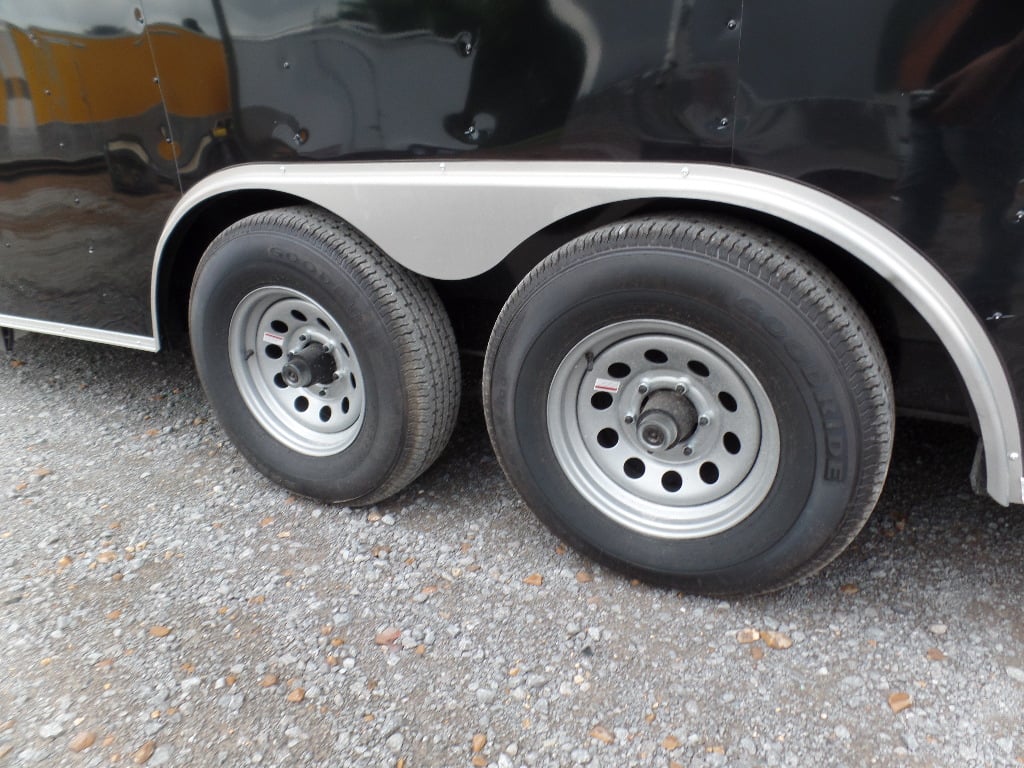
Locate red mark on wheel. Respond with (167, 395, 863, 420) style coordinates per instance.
(593, 378, 620, 393)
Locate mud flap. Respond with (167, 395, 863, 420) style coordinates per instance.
(970, 438, 986, 496)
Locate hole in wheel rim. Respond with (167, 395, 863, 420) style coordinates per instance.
(608, 362, 631, 378)
(623, 458, 646, 478)
(699, 462, 720, 484)
(688, 360, 710, 377)
(661, 471, 682, 492)
(597, 428, 619, 448)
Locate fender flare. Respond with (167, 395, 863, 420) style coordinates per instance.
(153, 160, 1024, 504)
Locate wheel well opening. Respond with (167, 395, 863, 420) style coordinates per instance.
(433, 196, 969, 422)
(156, 190, 307, 348)
(706, 203, 971, 424)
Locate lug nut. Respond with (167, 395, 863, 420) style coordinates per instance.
(675, 383, 687, 395)
(638, 384, 649, 395)
(698, 415, 710, 426)
(624, 414, 635, 425)
(683, 446, 694, 456)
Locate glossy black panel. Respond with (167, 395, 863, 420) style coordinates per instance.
(557, 0, 741, 162)
(6, 0, 1024, 412)
(0, 5, 179, 334)
(734, 0, 1024, 398)
(3, 1, 741, 335)
(144, 0, 740, 171)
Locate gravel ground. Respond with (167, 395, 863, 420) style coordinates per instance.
(1, 333, 1023, 768)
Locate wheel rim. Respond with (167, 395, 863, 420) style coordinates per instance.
(547, 319, 781, 539)
(228, 287, 365, 456)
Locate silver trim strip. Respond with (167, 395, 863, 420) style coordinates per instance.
(153, 160, 1023, 504)
(0, 314, 158, 352)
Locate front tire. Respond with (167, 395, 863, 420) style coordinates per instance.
(484, 215, 893, 595)
(190, 206, 460, 504)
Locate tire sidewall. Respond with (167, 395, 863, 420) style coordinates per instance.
(489, 247, 865, 591)
(190, 225, 406, 502)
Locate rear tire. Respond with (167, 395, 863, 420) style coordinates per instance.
(190, 206, 460, 504)
(484, 215, 893, 595)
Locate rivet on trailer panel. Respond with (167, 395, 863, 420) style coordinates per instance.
(455, 32, 473, 56)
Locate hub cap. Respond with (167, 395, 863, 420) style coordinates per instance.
(228, 287, 365, 456)
(547, 319, 781, 539)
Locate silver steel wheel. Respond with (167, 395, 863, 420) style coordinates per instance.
(547, 319, 781, 539)
(228, 286, 365, 456)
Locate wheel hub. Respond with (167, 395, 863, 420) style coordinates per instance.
(637, 389, 698, 450)
(281, 342, 337, 388)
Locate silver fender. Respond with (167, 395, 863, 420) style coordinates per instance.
(153, 160, 1024, 504)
